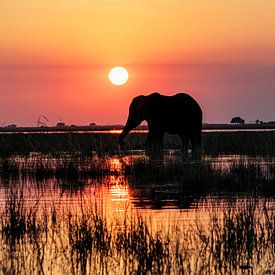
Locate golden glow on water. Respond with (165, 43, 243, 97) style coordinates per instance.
(109, 157, 123, 172)
(0, 154, 274, 274)
(110, 185, 129, 202)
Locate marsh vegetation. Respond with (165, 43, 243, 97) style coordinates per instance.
(0, 131, 274, 274)
(0, 131, 275, 156)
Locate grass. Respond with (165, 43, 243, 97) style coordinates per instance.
(0, 131, 274, 273)
(0, 154, 274, 195)
(0, 131, 275, 156)
(0, 154, 275, 195)
(195, 199, 275, 274)
(124, 157, 275, 194)
(0, 190, 274, 274)
(0, 155, 120, 180)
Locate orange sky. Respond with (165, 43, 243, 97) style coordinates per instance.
(1, 0, 275, 126)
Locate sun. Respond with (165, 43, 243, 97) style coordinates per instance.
(109, 67, 128, 85)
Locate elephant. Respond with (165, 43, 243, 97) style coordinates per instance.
(118, 92, 203, 158)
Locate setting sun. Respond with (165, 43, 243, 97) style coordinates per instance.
(109, 67, 128, 85)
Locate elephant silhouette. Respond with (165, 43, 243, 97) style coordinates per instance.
(119, 92, 203, 158)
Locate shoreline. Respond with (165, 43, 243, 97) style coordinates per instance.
(0, 123, 275, 133)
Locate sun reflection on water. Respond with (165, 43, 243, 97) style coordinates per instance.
(0, 153, 274, 274)
(108, 157, 122, 172)
(110, 184, 129, 202)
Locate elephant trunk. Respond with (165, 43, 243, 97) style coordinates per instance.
(118, 124, 131, 147)
(118, 117, 141, 146)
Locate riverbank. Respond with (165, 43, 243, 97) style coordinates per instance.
(1, 123, 275, 133)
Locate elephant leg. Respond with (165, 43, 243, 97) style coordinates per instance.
(191, 132, 202, 159)
(146, 132, 164, 160)
(180, 135, 189, 158)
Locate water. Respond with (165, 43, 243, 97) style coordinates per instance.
(1, 128, 275, 134)
(0, 153, 274, 274)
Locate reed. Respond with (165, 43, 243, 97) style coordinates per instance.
(0, 192, 274, 274)
(0, 155, 274, 195)
(196, 199, 275, 273)
(0, 155, 121, 180)
(125, 158, 275, 194)
(0, 131, 275, 156)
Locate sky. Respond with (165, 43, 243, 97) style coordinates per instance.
(1, 0, 275, 126)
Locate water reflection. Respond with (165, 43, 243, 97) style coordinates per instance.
(0, 153, 274, 210)
(0, 153, 274, 274)
(130, 186, 199, 210)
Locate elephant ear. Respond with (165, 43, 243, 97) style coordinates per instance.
(131, 95, 149, 119)
(131, 93, 162, 120)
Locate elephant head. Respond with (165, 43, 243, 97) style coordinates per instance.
(118, 95, 150, 146)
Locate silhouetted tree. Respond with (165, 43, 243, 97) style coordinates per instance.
(230, 117, 245, 124)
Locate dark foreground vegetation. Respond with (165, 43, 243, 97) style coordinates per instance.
(0, 155, 275, 195)
(0, 131, 275, 156)
(0, 189, 274, 274)
(0, 131, 274, 274)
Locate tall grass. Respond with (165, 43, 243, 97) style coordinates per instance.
(0, 131, 274, 273)
(0, 155, 121, 180)
(195, 199, 275, 274)
(124, 157, 275, 194)
(0, 131, 275, 156)
(0, 155, 275, 194)
(0, 191, 274, 274)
